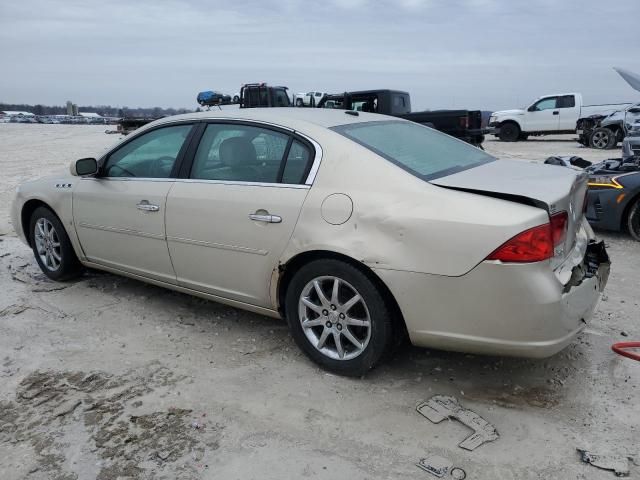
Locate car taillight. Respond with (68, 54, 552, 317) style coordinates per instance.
(550, 211, 568, 246)
(486, 224, 553, 263)
(486, 211, 568, 263)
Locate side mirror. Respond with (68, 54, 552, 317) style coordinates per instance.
(70, 157, 98, 177)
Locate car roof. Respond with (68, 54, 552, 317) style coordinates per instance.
(151, 107, 402, 131)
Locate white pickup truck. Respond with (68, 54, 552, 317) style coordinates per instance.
(489, 93, 631, 141)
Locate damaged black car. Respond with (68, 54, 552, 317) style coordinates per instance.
(546, 150, 640, 241)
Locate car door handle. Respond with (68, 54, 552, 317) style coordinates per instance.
(137, 201, 160, 212)
(552, 111, 559, 115)
(249, 213, 282, 223)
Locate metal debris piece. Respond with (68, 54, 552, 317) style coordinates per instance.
(416, 455, 453, 477)
(416, 395, 499, 451)
(577, 448, 630, 477)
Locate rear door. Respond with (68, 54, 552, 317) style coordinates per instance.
(556, 95, 579, 130)
(525, 96, 560, 132)
(165, 121, 317, 307)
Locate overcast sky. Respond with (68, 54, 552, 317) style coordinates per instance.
(1, 0, 638, 111)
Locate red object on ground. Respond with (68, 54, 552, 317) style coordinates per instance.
(611, 342, 640, 361)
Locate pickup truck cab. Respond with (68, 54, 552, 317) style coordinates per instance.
(320, 89, 487, 146)
(490, 93, 631, 141)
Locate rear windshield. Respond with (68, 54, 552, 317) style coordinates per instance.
(331, 120, 494, 180)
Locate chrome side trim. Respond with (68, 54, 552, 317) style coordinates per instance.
(81, 177, 175, 183)
(297, 132, 323, 185)
(77, 222, 165, 240)
(172, 179, 310, 188)
(167, 235, 268, 255)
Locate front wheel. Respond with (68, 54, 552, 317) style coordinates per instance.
(627, 198, 640, 242)
(590, 127, 616, 149)
(29, 207, 82, 281)
(284, 259, 394, 376)
(498, 122, 520, 142)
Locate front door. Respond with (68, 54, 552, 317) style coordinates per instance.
(526, 96, 560, 132)
(166, 122, 315, 307)
(73, 123, 194, 283)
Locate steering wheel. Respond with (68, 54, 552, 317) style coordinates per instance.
(149, 156, 176, 178)
(107, 164, 136, 177)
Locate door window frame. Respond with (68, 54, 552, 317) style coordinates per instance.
(96, 121, 197, 180)
(177, 120, 320, 187)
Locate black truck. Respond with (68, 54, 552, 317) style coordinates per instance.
(318, 89, 488, 147)
(239, 83, 291, 108)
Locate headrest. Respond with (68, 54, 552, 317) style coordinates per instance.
(219, 137, 257, 167)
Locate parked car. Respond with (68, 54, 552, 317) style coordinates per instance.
(196, 91, 231, 107)
(295, 91, 326, 107)
(546, 149, 640, 241)
(320, 89, 488, 146)
(490, 93, 631, 141)
(577, 103, 640, 149)
(12, 108, 609, 376)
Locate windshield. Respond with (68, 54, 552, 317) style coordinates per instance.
(332, 120, 494, 180)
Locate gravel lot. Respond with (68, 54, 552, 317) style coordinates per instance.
(0, 124, 638, 480)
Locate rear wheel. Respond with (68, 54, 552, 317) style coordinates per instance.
(627, 198, 640, 242)
(498, 122, 520, 142)
(590, 127, 616, 149)
(284, 259, 394, 376)
(296, 98, 304, 107)
(29, 207, 82, 281)
(232, 95, 240, 103)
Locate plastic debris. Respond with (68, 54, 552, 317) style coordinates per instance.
(416, 395, 499, 451)
(577, 448, 631, 477)
(416, 455, 453, 477)
(450, 467, 467, 480)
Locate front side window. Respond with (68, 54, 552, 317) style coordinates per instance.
(190, 124, 289, 183)
(273, 89, 290, 107)
(332, 120, 494, 180)
(103, 124, 192, 178)
(532, 97, 558, 111)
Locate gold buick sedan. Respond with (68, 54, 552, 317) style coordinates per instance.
(11, 108, 609, 375)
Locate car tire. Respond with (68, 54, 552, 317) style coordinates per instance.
(296, 99, 304, 107)
(627, 198, 640, 242)
(29, 206, 82, 281)
(284, 259, 394, 376)
(590, 127, 616, 149)
(498, 122, 520, 142)
(232, 95, 240, 103)
(518, 133, 529, 141)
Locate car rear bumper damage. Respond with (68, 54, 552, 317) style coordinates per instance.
(374, 237, 609, 358)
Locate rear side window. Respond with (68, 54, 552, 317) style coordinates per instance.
(282, 140, 312, 184)
(332, 120, 494, 180)
(557, 95, 576, 108)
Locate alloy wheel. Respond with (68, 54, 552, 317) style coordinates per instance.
(34, 218, 62, 271)
(592, 131, 610, 149)
(298, 276, 372, 361)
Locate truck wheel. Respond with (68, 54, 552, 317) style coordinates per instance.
(590, 128, 616, 149)
(498, 122, 520, 142)
(627, 198, 640, 242)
